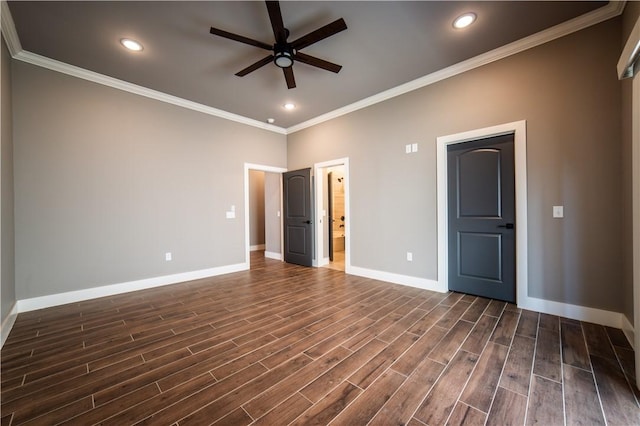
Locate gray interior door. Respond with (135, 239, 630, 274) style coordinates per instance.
(283, 168, 313, 266)
(447, 134, 515, 302)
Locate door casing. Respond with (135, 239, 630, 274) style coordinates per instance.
(314, 158, 351, 272)
(436, 121, 528, 306)
(243, 163, 287, 266)
(618, 13, 640, 384)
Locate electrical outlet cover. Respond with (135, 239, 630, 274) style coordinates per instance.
(553, 205, 564, 218)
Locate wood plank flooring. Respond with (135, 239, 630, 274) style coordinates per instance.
(2, 252, 639, 425)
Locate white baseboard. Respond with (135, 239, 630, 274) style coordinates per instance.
(16, 262, 249, 313)
(264, 251, 282, 261)
(250, 244, 265, 251)
(347, 265, 445, 293)
(347, 266, 629, 333)
(621, 314, 635, 350)
(1, 301, 18, 349)
(5, 260, 634, 350)
(518, 295, 624, 329)
(318, 257, 329, 267)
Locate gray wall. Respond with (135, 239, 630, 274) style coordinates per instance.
(1, 36, 16, 324)
(13, 61, 286, 300)
(621, 3, 640, 326)
(288, 18, 624, 312)
(249, 170, 265, 248)
(264, 172, 281, 255)
(4, 12, 631, 318)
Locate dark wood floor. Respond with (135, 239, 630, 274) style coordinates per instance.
(2, 252, 639, 425)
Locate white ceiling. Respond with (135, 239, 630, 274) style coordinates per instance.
(6, 1, 613, 130)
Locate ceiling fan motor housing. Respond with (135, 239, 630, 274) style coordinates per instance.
(274, 43, 294, 68)
(209, 1, 347, 88)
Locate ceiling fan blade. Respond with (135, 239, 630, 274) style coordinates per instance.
(265, 1, 287, 44)
(283, 67, 296, 89)
(235, 55, 274, 77)
(291, 18, 347, 50)
(210, 27, 272, 51)
(294, 52, 342, 73)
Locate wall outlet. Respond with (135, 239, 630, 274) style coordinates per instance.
(406, 252, 413, 262)
(553, 205, 564, 218)
(226, 211, 235, 219)
(165, 252, 172, 261)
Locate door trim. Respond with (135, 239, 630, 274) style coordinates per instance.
(436, 121, 528, 305)
(314, 158, 350, 272)
(244, 163, 287, 266)
(618, 13, 640, 380)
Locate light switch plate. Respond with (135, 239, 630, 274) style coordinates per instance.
(226, 211, 235, 219)
(165, 252, 172, 261)
(553, 205, 564, 218)
(406, 252, 413, 261)
(412, 143, 418, 153)
(405, 144, 412, 154)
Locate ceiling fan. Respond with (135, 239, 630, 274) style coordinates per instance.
(209, 1, 347, 89)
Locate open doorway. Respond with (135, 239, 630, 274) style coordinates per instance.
(248, 170, 266, 253)
(244, 163, 287, 269)
(315, 158, 350, 272)
(327, 167, 346, 270)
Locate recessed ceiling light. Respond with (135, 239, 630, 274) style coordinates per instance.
(267, 118, 275, 124)
(120, 38, 143, 51)
(283, 103, 296, 110)
(453, 13, 476, 29)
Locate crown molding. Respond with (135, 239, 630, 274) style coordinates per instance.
(285, 1, 626, 134)
(618, 2, 640, 78)
(1, 0, 624, 136)
(1, 0, 22, 55)
(14, 51, 287, 134)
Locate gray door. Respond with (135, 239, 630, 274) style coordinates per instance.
(447, 134, 515, 302)
(283, 168, 313, 266)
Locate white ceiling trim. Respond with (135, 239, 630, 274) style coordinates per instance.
(2, 1, 287, 134)
(618, 9, 640, 78)
(286, 0, 625, 134)
(1, 1, 22, 56)
(1, 1, 625, 136)
(12, 50, 288, 134)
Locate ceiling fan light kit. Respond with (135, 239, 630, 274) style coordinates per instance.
(209, 0, 347, 89)
(274, 49, 294, 68)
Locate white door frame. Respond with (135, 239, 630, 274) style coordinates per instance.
(618, 14, 640, 386)
(634, 74, 640, 387)
(314, 158, 351, 272)
(244, 163, 287, 267)
(436, 121, 528, 303)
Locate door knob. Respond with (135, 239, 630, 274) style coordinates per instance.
(304, 220, 312, 224)
(497, 223, 514, 229)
